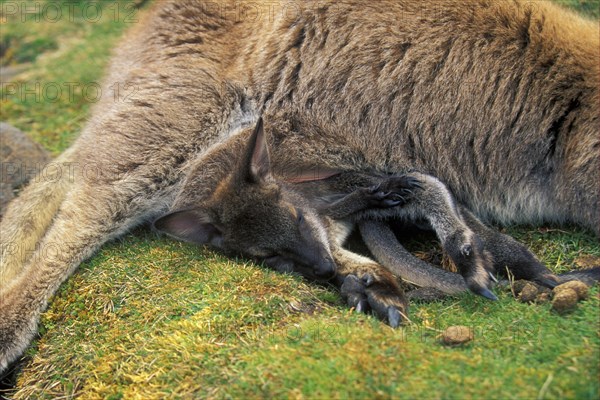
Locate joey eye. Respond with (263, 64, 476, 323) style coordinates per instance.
(296, 209, 304, 223)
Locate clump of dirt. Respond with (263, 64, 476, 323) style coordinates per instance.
(551, 289, 579, 314)
(511, 279, 591, 315)
(554, 280, 589, 300)
(512, 280, 552, 304)
(518, 283, 539, 303)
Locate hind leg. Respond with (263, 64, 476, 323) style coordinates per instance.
(0, 167, 182, 371)
(0, 148, 77, 284)
(359, 220, 468, 295)
(333, 246, 408, 328)
(0, 69, 249, 372)
(322, 172, 496, 299)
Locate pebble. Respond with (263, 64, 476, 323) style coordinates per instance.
(441, 326, 474, 346)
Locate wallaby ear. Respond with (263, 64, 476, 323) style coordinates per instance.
(242, 117, 272, 183)
(284, 166, 342, 183)
(154, 210, 223, 248)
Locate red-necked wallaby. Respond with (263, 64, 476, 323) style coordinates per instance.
(1, 0, 598, 372)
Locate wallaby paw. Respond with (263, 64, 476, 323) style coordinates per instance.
(367, 176, 422, 208)
(340, 274, 408, 327)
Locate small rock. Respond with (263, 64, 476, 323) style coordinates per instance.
(551, 288, 578, 314)
(553, 281, 589, 301)
(518, 283, 539, 303)
(441, 326, 474, 346)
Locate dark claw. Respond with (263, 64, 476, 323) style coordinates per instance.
(356, 299, 369, 314)
(368, 186, 384, 196)
(390, 193, 406, 202)
(381, 198, 403, 207)
(347, 293, 366, 308)
(475, 287, 498, 301)
(406, 177, 423, 189)
(388, 307, 401, 328)
(534, 274, 559, 289)
(362, 274, 374, 287)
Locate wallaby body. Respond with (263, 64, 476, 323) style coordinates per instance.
(1, 0, 598, 372)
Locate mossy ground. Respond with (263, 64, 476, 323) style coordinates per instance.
(1, 1, 599, 399)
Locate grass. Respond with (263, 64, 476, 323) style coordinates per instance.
(1, 0, 599, 399)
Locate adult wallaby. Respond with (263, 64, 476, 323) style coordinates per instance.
(1, 0, 598, 372)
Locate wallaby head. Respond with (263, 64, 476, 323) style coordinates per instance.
(154, 119, 336, 280)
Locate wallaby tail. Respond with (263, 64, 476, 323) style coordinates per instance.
(558, 267, 600, 286)
(0, 147, 76, 286)
(358, 220, 467, 294)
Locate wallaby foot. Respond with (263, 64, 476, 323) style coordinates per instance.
(334, 247, 408, 327)
(340, 274, 406, 327)
(359, 220, 470, 294)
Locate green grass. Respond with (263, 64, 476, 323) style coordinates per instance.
(8, 232, 600, 399)
(0, 0, 141, 153)
(1, 1, 599, 399)
(555, 0, 600, 17)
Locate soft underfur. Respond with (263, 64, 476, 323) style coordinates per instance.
(0, 0, 598, 373)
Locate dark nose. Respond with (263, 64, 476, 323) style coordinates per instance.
(313, 256, 336, 279)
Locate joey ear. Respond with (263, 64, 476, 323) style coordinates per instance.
(242, 117, 272, 183)
(153, 210, 223, 248)
(284, 167, 343, 183)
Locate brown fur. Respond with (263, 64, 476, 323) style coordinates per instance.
(1, 0, 598, 372)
